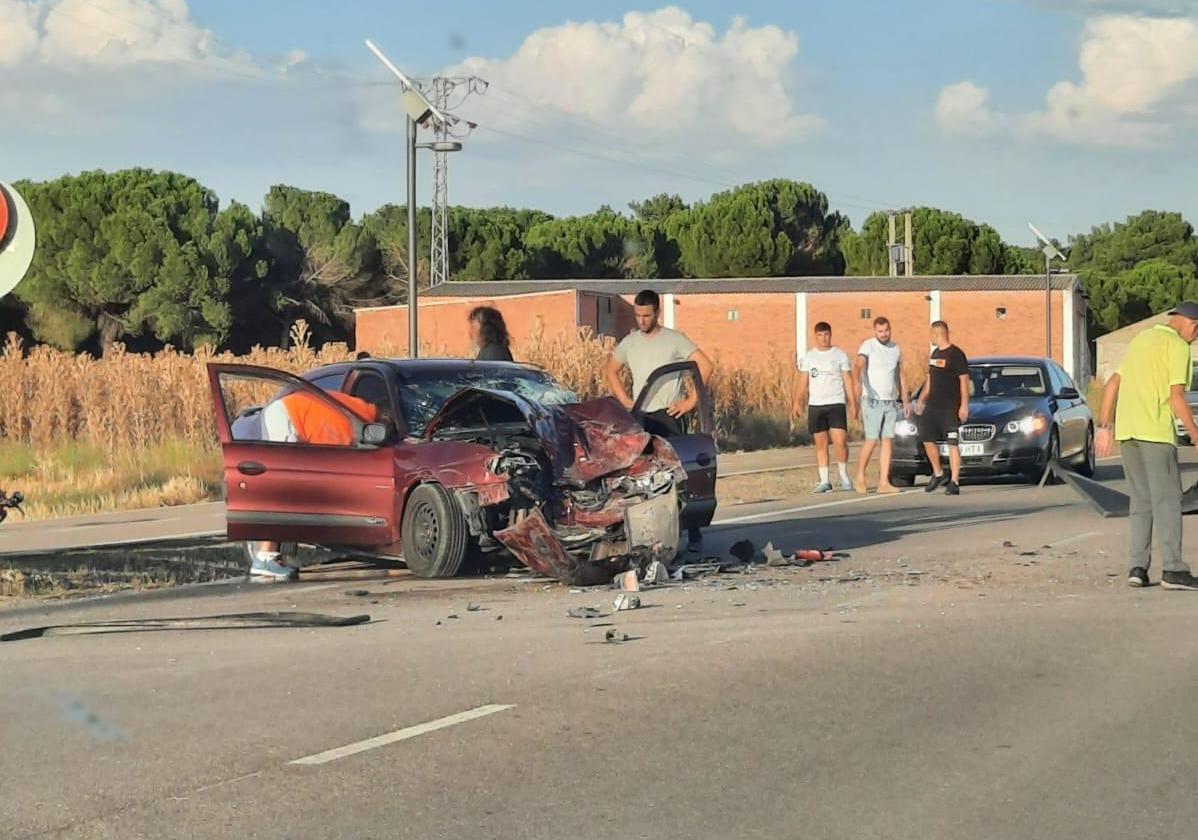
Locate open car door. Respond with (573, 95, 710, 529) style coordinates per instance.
(207, 363, 399, 548)
(632, 361, 717, 530)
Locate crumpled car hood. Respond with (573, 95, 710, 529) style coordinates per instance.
(424, 388, 656, 484)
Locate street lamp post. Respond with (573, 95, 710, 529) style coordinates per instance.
(1028, 223, 1066, 361)
(406, 115, 418, 358)
(365, 39, 457, 359)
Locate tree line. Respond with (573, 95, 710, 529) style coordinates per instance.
(4, 168, 1195, 354)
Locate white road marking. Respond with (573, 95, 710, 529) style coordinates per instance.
(289, 704, 515, 766)
(1050, 530, 1102, 548)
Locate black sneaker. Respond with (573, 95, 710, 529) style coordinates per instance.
(945, 481, 960, 496)
(1127, 567, 1149, 587)
(1161, 571, 1198, 590)
(925, 474, 946, 493)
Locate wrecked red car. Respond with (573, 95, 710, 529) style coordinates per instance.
(207, 359, 717, 585)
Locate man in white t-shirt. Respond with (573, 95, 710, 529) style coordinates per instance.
(853, 316, 911, 494)
(790, 322, 857, 493)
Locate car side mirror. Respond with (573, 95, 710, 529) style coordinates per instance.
(1058, 387, 1080, 400)
(362, 423, 389, 446)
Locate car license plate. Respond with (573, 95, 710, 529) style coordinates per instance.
(940, 443, 984, 456)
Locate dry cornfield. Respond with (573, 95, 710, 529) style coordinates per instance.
(0, 321, 934, 454)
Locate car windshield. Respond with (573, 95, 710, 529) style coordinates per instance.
(969, 365, 1047, 398)
(398, 367, 579, 435)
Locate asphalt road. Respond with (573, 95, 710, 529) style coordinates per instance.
(6, 461, 1198, 839)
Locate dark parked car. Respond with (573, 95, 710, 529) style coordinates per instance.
(890, 356, 1095, 485)
(209, 358, 717, 586)
(1174, 364, 1198, 445)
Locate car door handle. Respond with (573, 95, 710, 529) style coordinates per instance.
(697, 453, 713, 467)
(238, 461, 267, 476)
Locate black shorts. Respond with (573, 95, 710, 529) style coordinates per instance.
(635, 409, 683, 438)
(918, 406, 961, 446)
(808, 403, 848, 435)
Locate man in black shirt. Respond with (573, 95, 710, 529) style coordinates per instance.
(915, 320, 970, 495)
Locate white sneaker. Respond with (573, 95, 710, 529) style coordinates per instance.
(838, 477, 854, 492)
(813, 482, 833, 494)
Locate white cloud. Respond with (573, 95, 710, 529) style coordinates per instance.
(936, 81, 1005, 136)
(389, 6, 823, 150)
(0, 0, 40, 65)
(1026, 1, 1198, 14)
(938, 14, 1198, 147)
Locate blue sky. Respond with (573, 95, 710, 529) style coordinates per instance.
(5, 0, 1198, 244)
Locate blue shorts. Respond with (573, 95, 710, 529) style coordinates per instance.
(862, 399, 899, 440)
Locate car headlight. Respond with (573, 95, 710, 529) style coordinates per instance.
(1005, 415, 1049, 435)
(895, 420, 918, 437)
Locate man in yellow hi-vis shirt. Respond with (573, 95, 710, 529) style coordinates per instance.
(1097, 303, 1198, 589)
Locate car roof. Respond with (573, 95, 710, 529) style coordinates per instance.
(301, 357, 545, 381)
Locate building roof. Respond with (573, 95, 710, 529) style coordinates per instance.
(1093, 313, 1170, 345)
(417, 275, 1081, 299)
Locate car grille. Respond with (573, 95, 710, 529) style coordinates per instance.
(960, 424, 996, 443)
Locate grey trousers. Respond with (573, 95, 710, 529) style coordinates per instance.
(1122, 439, 1186, 574)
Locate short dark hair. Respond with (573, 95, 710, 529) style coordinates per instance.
(468, 305, 511, 349)
(634, 289, 661, 310)
(355, 351, 371, 360)
(931, 320, 949, 332)
(873, 316, 890, 328)
(814, 321, 832, 333)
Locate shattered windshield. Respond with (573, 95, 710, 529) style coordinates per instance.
(969, 365, 1047, 398)
(398, 367, 579, 435)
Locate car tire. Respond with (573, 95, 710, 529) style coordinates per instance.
(401, 483, 469, 579)
(1042, 428, 1062, 485)
(1075, 425, 1096, 478)
(889, 472, 916, 488)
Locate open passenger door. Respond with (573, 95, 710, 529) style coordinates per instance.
(632, 361, 717, 529)
(206, 363, 399, 547)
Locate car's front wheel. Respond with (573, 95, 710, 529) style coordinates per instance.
(889, 471, 916, 488)
(1075, 424, 1096, 477)
(401, 483, 469, 579)
(1042, 428, 1062, 485)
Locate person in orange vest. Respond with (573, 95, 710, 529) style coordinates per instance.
(250, 388, 380, 581)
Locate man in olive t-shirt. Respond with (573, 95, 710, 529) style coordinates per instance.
(604, 289, 714, 553)
(1097, 303, 1198, 590)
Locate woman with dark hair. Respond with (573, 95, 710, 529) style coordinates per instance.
(468, 306, 514, 361)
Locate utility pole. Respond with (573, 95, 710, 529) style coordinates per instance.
(426, 76, 486, 287)
(887, 209, 914, 277)
(887, 213, 898, 277)
(903, 211, 913, 277)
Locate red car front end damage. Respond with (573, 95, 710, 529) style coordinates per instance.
(207, 360, 716, 587)
(423, 390, 686, 585)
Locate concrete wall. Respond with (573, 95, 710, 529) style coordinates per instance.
(940, 290, 1065, 368)
(669, 293, 795, 367)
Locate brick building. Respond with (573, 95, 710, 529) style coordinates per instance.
(355, 275, 1089, 384)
